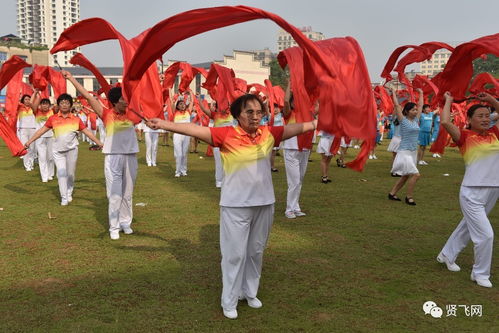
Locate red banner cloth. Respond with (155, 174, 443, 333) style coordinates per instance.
(70, 52, 111, 94)
(0, 56, 31, 91)
(163, 61, 207, 93)
(0, 113, 27, 156)
(381, 45, 430, 82)
(469, 72, 499, 95)
(122, 5, 335, 102)
(278, 37, 376, 170)
(432, 33, 499, 103)
(202, 64, 245, 111)
(51, 18, 163, 121)
(374, 85, 394, 115)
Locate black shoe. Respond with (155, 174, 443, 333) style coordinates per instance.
(321, 176, 332, 184)
(271, 168, 278, 172)
(391, 173, 402, 177)
(388, 193, 401, 201)
(405, 197, 416, 205)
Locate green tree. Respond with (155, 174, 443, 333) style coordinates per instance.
(473, 54, 499, 77)
(269, 58, 289, 88)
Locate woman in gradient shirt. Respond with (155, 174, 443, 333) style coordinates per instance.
(147, 94, 317, 320)
(24, 93, 103, 206)
(63, 70, 141, 240)
(17, 94, 36, 171)
(437, 92, 499, 288)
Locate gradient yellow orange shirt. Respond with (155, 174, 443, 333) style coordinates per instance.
(44, 113, 85, 152)
(211, 125, 284, 207)
(457, 127, 499, 186)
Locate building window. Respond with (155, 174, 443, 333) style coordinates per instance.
(92, 79, 100, 92)
(0, 51, 7, 62)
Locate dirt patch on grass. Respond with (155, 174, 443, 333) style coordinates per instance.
(21, 277, 75, 295)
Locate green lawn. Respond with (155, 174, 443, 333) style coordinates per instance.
(0, 137, 498, 332)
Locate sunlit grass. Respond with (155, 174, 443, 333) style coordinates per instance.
(0, 137, 497, 332)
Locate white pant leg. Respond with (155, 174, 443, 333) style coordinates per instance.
(151, 132, 159, 165)
(441, 218, 470, 263)
(220, 205, 274, 310)
(47, 138, 54, 178)
(65, 147, 78, 198)
(19, 128, 36, 170)
(36, 138, 49, 181)
(173, 133, 184, 174)
(461, 186, 497, 279)
(98, 125, 106, 143)
(88, 129, 97, 144)
(242, 204, 274, 299)
(220, 206, 252, 310)
(214, 147, 223, 186)
(284, 149, 309, 213)
(53, 148, 77, 201)
(118, 154, 138, 229)
(145, 132, 153, 165)
(181, 135, 190, 173)
(105, 154, 138, 232)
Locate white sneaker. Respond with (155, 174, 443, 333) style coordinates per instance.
(436, 252, 460, 272)
(110, 231, 120, 240)
(471, 273, 492, 288)
(152, 163, 157, 167)
(285, 211, 296, 219)
(294, 211, 306, 217)
(223, 308, 238, 319)
(246, 297, 262, 309)
(216, 182, 222, 188)
(61, 199, 68, 206)
(369, 155, 373, 160)
(121, 226, 133, 234)
(372, 155, 378, 159)
(181, 172, 187, 177)
(147, 163, 152, 167)
(48, 177, 54, 181)
(354, 145, 360, 149)
(67, 195, 73, 203)
(42, 179, 48, 183)
(174, 173, 181, 178)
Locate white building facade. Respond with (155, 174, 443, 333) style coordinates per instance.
(16, 0, 80, 67)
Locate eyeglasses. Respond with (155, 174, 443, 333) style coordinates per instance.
(242, 110, 264, 117)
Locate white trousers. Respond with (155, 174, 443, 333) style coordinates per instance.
(19, 128, 36, 170)
(35, 137, 55, 182)
(220, 204, 274, 310)
(98, 124, 106, 143)
(105, 154, 138, 232)
(213, 147, 223, 186)
(284, 149, 310, 213)
(441, 186, 498, 279)
(87, 129, 97, 144)
(173, 133, 190, 174)
(53, 148, 78, 202)
(144, 132, 159, 165)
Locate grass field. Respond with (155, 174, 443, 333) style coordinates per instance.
(0, 137, 498, 332)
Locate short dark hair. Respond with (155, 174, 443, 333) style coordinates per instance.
(422, 104, 431, 110)
(57, 93, 73, 107)
(467, 104, 490, 118)
(230, 94, 265, 119)
(402, 102, 417, 116)
(107, 87, 122, 106)
(40, 98, 51, 105)
(20, 94, 31, 103)
(175, 100, 185, 110)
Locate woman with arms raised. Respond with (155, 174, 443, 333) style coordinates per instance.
(437, 92, 499, 288)
(147, 94, 317, 319)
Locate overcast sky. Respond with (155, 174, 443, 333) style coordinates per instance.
(1, 0, 498, 81)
